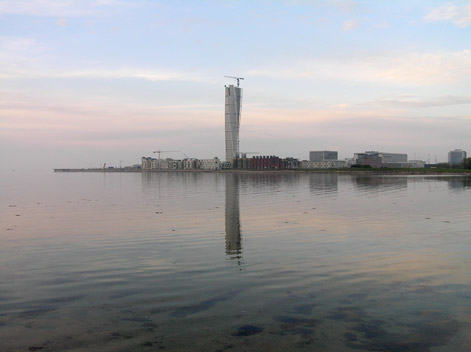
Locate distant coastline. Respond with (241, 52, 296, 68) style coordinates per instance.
(53, 168, 471, 175)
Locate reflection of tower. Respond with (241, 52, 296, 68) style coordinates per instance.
(225, 174, 242, 260)
(225, 84, 242, 162)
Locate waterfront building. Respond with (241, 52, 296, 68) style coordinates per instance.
(309, 151, 338, 162)
(382, 160, 426, 168)
(141, 157, 153, 169)
(448, 149, 467, 165)
(225, 84, 242, 162)
(354, 151, 383, 168)
(284, 157, 300, 169)
(301, 160, 347, 169)
(408, 160, 426, 168)
(141, 157, 185, 170)
(200, 157, 222, 170)
(379, 152, 407, 163)
(183, 158, 200, 169)
(354, 151, 410, 168)
(249, 156, 283, 170)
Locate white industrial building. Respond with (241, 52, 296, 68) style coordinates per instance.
(183, 159, 200, 169)
(142, 157, 193, 170)
(225, 84, 242, 162)
(301, 160, 347, 169)
(200, 157, 222, 170)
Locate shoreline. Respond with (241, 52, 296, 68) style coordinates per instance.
(53, 168, 471, 176)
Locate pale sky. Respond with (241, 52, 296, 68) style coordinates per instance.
(1, 0, 470, 171)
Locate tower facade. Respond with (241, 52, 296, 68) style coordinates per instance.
(225, 85, 242, 162)
(448, 149, 467, 165)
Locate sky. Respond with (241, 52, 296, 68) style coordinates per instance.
(1, 0, 470, 171)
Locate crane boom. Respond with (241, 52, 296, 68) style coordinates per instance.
(240, 152, 259, 158)
(153, 150, 180, 159)
(224, 75, 244, 87)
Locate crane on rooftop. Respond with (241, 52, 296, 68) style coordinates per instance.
(153, 150, 180, 160)
(224, 75, 244, 87)
(239, 152, 259, 158)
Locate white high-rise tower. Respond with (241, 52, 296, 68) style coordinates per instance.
(225, 79, 243, 162)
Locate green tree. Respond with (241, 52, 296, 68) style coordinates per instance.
(463, 158, 471, 169)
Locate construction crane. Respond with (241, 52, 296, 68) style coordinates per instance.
(153, 150, 180, 160)
(239, 152, 259, 158)
(224, 75, 244, 87)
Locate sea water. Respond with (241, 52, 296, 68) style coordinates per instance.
(1, 171, 470, 351)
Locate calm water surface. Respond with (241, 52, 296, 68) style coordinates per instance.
(1, 171, 470, 351)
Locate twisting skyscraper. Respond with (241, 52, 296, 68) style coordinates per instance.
(225, 84, 242, 162)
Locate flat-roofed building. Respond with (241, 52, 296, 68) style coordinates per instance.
(309, 150, 338, 162)
(200, 157, 222, 170)
(354, 151, 382, 168)
(354, 151, 409, 168)
(379, 152, 407, 163)
(301, 160, 347, 169)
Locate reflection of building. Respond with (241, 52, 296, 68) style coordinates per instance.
(448, 149, 467, 165)
(446, 176, 471, 190)
(225, 85, 242, 162)
(353, 176, 408, 190)
(225, 174, 241, 260)
(309, 173, 338, 193)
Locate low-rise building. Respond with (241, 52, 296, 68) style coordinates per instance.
(183, 158, 200, 169)
(354, 151, 410, 168)
(301, 160, 347, 169)
(200, 157, 222, 170)
(379, 152, 407, 163)
(354, 151, 383, 168)
(141, 157, 185, 170)
(141, 157, 153, 169)
(283, 157, 300, 169)
(382, 161, 425, 168)
(251, 156, 284, 169)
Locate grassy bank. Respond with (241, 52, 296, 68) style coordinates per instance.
(297, 168, 471, 175)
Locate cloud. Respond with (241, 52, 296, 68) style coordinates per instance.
(56, 18, 67, 27)
(0, 91, 222, 147)
(0, 0, 135, 17)
(0, 36, 211, 83)
(0, 35, 214, 83)
(342, 19, 359, 31)
(0, 65, 211, 82)
(0, 36, 46, 69)
(424, 3, 471, 28)
(375, 95, 471, 108)
(286, 0, 360, 14)
(246, 50, 471, 85)
(373, 21, 389, 30)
